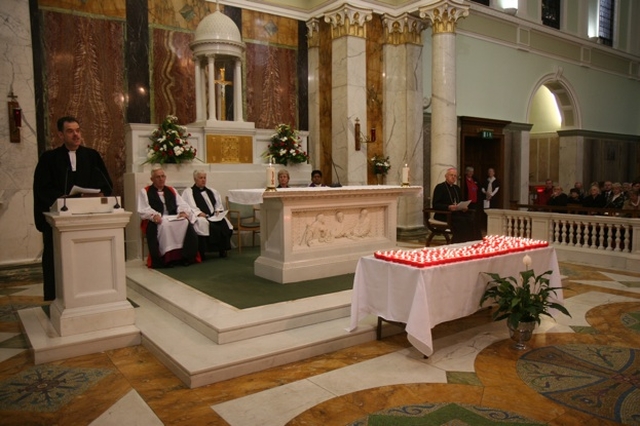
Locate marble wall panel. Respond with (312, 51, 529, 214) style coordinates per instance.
(39, 0, 126, 18)
(242, 10, 298, 47)
(0, 0, 41, 265)
(151, 29, 196, 124)
(366, 16, 384, 185)
(148, 0, 216, 30)
(245, 43, 297, 129)
(43, 11, 126, 198)
(318, 20, 333, 183)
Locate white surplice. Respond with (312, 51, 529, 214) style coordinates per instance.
(138, 187, 196, 256)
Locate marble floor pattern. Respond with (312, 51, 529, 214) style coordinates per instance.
(0, 250, 639, 425)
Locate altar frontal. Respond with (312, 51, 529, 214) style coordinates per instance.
(229, 186, 421, 284)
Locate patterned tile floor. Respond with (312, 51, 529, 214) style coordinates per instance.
(0, 254, 639, 425)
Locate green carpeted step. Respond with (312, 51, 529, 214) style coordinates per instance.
(157, 247, 354, 309)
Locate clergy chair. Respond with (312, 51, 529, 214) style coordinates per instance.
(225, 196, 260, 252)
(423, 208, 453, 246)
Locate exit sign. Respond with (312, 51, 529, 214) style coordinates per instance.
(479, 130, 493, 139)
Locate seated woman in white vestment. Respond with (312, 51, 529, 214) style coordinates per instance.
(138, 166, 199, 268)
(182, 170, 233, 260)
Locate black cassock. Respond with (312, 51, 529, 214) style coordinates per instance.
(190, 185, 233, 254)
(432, 181, 481, 244)
(33, 145, 113, 300)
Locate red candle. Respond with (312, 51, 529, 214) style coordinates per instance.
(370, 128, 376, 142)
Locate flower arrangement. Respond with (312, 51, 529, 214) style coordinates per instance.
(370, 154, 391, 175)
(145, 115, 197, 164)
(264, 123, 309, 165)
(480, 254, 570, 330)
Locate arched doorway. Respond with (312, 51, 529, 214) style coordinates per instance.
(527, 71, 581, 201)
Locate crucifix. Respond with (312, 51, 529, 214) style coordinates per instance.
(214, 66, 233, 121)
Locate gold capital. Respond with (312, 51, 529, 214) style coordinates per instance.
(419, 0, 469, 34)
(382, 13, 426, 45)
(324, 4, 373, 39)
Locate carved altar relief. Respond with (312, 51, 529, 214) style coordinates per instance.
(293, 206, 385, 248)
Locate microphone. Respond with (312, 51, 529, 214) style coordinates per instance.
(61, 168, 69, 211)
(95, 167, 120, 209)
(330, 157, 342, 188)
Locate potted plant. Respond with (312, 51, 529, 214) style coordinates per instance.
(480, 254, 571, 349)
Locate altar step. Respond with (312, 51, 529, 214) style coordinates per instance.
(125, 261, 395, 388)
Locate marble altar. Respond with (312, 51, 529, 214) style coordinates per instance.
(228, 185, 422, 283)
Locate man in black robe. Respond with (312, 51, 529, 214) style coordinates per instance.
(182, 170, 233, 259)
(33, 116, 113, 301)
(432, 167, 481, 244)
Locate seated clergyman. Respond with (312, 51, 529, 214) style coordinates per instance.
(137, 166, 199, 268)
(182, 170, 233, 260)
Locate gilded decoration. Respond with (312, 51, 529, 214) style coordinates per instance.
(419, 0, 469, 34)
(206, 134, 253, 163)
(292, 207, 385, 248)
(382, 13, 426, 45)
(324, 4, 372, 39)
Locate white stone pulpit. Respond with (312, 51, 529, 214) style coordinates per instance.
(18, 197, 140, 364)
(45, 200, 134, 336)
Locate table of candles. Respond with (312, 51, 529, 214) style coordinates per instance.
(348, 236, 563, 356)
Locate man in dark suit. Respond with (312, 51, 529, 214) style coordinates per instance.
(432, 167, 481, 243)
(33, 116, 113, 301)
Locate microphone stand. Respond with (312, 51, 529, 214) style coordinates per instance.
(330, 157, 342, 188)
(61, 168, 69, 211)
(95, 167, 120, 209)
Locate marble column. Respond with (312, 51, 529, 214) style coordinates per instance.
(381, 13, 427, 232)
(506, 122, 533, 205)
(195, 57, 204, 122)
(306, 18, 321, 170)
(324, 5, 372, 185)
(419, 1, 469, 195)
(207, 55, 217, 122)
(233, 58, 244, 122)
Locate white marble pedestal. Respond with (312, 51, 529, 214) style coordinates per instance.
(229, 186, 422, 283)
(19, 205, 141, 364)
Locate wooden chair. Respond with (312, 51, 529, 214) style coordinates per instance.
(225, 196, 260, 252)
(423, 208, 453, 246)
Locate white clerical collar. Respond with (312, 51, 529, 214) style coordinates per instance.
(68, 150, 77, 171)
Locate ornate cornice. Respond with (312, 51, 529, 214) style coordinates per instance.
(381, 13, 426, 46)
(419, 0, 469, 35)
(306, 18, 321, 48)
(323, 4, 373, 39)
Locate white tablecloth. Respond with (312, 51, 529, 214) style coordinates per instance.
(349, 246, 562, 356)
(227, 185, 422, 205)
(227, 189, 265, 205)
